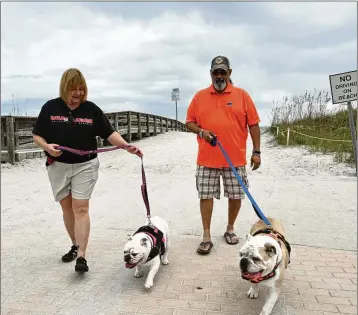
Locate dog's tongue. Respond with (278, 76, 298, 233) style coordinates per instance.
(125, 263, 136, 269)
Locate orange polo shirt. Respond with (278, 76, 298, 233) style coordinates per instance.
(186, 83, 260, 168)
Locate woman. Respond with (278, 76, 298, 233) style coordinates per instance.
(32, 68, 142, 273)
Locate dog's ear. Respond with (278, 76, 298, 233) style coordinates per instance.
(264, 243, 276, 257)
(140, 237, 148, 247)
(245, 234, 252, 242)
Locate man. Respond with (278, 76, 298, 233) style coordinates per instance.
(186, 55, 261, 255)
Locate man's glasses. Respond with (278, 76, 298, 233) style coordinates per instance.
(212, 69, 228, 76)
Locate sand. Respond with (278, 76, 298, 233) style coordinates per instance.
(1, 130, 356, 250)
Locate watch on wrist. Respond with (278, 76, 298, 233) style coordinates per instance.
(199, 129, 204, 138)
(253, 150, 261, 155)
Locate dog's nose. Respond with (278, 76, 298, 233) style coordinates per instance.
(240, 258, 249, 272)
(124, 254, 131, 263)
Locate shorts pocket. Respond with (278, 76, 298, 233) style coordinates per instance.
(240, 167, 249, 188)
(195, 166, 200, 191)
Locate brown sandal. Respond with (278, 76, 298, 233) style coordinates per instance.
(197, 241, 213, 255)
(224, 232, 239, 245)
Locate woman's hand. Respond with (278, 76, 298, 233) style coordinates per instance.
(126, 145, 143, 157)
(45, 144, 63, 157)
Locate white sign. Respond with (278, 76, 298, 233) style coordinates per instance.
(171, 88, 180, 101)
(329, 70, 357, 104)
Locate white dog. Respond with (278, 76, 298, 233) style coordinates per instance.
(239, 217, 291, 315)
(123, 216, 170, 289)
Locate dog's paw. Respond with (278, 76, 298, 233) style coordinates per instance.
(134, 271, 143, 278)
(161, 258, 169, 265)
(144, 279, 153, 289)
(246, 287, 259, 299)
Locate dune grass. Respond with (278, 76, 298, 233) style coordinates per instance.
(268, 89, 357, 165)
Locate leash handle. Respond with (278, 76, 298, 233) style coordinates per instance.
(209, 136, 271, 226)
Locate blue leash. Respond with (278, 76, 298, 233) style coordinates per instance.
(210, 136, 272, 226)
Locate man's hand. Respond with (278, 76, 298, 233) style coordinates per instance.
(202, 130, 216, 143)
(127, 145, 143, 157)
(250, 153, 261, 170)
(45, 144, 63, 157)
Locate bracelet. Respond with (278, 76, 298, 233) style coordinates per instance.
(253, 150, 261, 155)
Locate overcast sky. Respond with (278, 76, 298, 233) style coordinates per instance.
(2, 2, 357, 125)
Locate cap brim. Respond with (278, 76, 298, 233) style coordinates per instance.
(211, 64, 229, 72)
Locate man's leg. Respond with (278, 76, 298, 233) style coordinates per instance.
(200, 198, 214, 243)
(196, 166, 220, 254)
(226, 199, 241, 243)
(223, 166, 248, 244)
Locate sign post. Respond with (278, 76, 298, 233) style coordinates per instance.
(329, 70, 357, 174)
(171, 88, 180, 131)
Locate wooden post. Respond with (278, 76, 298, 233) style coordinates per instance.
(153, 115, 157, 135)
(160, 117, 163, 133)
(146, 114, 150, 137)
(127, 111, 132, 142)
(114, 113, 119, 131)
(137, 112, 142, 140)
(14, 119, 19, 148)
(286, 127, 290, 146)
(276, 126, 279, 136)
(6, 116, 15, 164)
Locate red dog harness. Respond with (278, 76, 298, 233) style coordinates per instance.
(241, 228, 291, 283)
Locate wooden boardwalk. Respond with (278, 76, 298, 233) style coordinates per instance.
(1, 111, 188, 164)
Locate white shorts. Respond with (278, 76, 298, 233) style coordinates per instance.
(47, 157, 100, 202)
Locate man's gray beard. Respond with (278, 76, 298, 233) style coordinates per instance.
(214, 79, 227, 91)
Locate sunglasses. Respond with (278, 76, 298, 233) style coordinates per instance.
(212, 69, 228, 76)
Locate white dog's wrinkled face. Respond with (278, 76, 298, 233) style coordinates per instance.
(239, 234, 281, 278)
(123, 233, 151, 269)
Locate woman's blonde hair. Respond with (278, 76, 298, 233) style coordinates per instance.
(59, 68, 88, 102)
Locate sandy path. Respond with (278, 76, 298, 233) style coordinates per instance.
(1, 130, 356, 251)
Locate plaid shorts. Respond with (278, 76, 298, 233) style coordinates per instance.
(195, 165, 249, 200)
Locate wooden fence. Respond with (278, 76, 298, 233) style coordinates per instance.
(1, 111, 188, 164)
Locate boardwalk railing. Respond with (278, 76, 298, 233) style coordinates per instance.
(1, 111, 188, 164)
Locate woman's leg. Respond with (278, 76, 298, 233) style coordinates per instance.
(59, 193, 76, 245)
(72, 198, 90, 259)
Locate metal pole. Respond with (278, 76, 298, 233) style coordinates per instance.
(175, 100, 178, 131)
(347, 101, 357, 174)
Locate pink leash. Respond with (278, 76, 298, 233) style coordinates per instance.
(56, 145, 151, 219)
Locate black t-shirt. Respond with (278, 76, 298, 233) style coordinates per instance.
(32, 97, 115, 164)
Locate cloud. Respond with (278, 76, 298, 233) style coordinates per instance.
(1, 2, 357, 126)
